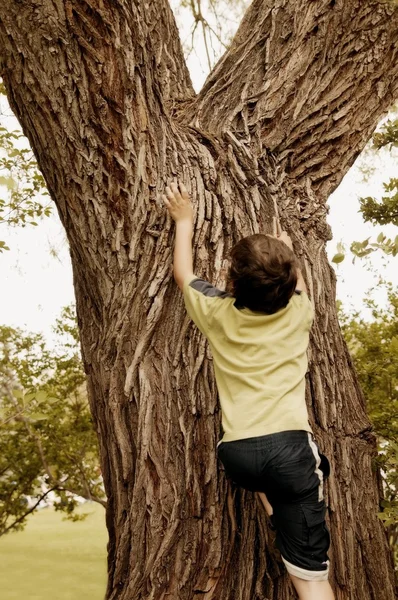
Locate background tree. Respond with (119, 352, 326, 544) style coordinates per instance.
(172, 0, 249, 71)
(362, 115, 398, 231)
(0, 305, 104, 536)
(0, 1, 398, 599)
(0, 81, 51, 252)
(353, 114, 398, 256)
(333, 112, 398, 263)
(338, 286, 398, 565)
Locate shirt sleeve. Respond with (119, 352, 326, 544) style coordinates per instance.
(291, 290, 314, 330)
(182, 274, 230, 335)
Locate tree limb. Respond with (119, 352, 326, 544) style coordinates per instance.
(57, 482, 107, 508)
(1, 486, 59, 536)
(5, 387, 107, 510)
(182, 0, 398, 201)
(0, 0, 195, 287)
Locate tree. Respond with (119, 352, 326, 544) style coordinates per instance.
(0, 1, 397, 598)
(362, 115, 398, 229)
(353, 115, 398, 256)
(332, 111, 398, 263)
(338, 286, 398, 565)
(0, 306, 105, 536)
(0, 80, 52, 252)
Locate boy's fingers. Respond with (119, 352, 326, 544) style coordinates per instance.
(162, 194, 170, 206)
(170, 182, 183, 202)
(165, 186, 176, 202)
(272, 217, 282, 237)
(179, 181, 190, 200)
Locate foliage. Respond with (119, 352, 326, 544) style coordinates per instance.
(0, 305, 105, 536)
(357, 112, 398, 244)
(0, 80, 51, 252)
(332, 114, 398, 264)
(360, 180, 398, 229)
(372, 117, 398, 150)
(347, 232, 398, 260)
(338, 286, 398, 563)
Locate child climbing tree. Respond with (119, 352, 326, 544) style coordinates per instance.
(0, 1, 397, 598)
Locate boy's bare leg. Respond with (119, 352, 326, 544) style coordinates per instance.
(257, 491, 273, 516)
(289, 574, 335, 600)
(257, 496, 335, 599)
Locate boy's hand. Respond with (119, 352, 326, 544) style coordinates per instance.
(162, 181, 193, 224)
(278, 231, 293, 250)
(272, 217, 293, 250)
(163, 181, 194, 290)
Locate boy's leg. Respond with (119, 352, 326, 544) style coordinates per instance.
(257, 492, 334, 599)
(261, 433, 332, 594)
(289, 574, 335, 600)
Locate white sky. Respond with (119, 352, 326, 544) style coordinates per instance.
(0, 3, 397, 348)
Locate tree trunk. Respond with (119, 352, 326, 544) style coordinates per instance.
(0, 1, 397, 598)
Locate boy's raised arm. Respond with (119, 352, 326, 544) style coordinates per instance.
(162, 181, 195, 291)
(272, 218, 308, 295)
(295, 268, 308, 295)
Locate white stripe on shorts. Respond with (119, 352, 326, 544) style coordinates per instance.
(282, 556, 330, 581)
(307, 432, 324, 502)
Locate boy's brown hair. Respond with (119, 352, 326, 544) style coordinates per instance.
(226, 233, 298, 314)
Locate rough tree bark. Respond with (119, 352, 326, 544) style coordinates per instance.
(0, 1, 397, 598)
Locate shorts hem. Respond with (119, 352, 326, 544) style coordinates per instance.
(282, 556, 329, 581)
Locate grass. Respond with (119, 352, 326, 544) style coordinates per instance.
(0, 502, 108, 600)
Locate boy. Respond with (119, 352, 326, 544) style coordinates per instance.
(162, 181, 334, 600)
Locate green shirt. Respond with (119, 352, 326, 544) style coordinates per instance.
(183, 274, 314, 443)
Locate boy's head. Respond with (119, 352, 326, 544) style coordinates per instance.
(227, 233, 298, 314)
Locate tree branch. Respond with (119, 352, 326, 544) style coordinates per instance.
(5, 386, 107, 509)
(182, 0, 398, 201)
(23, 422, 107, 508)
(0, 0, 195, 295)
(57, 485, 107, 508)
(1, 486, 59, 536)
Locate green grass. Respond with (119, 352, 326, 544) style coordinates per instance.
(0, 502, 108, 600)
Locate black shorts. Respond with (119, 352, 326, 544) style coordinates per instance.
(217, 430, 331, 581)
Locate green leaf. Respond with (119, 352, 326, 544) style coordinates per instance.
(377, 232, 386, 243)
(336, 242, 345, 254)
(46, 397, 59, 405)
(0, 407, 10, 421)
(0, 175, 17, 190)
(332, 253, 345, 264)
(35, 391, 48, 404)
(29, 412, 49, 421)
(0, 241, 10, 252)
